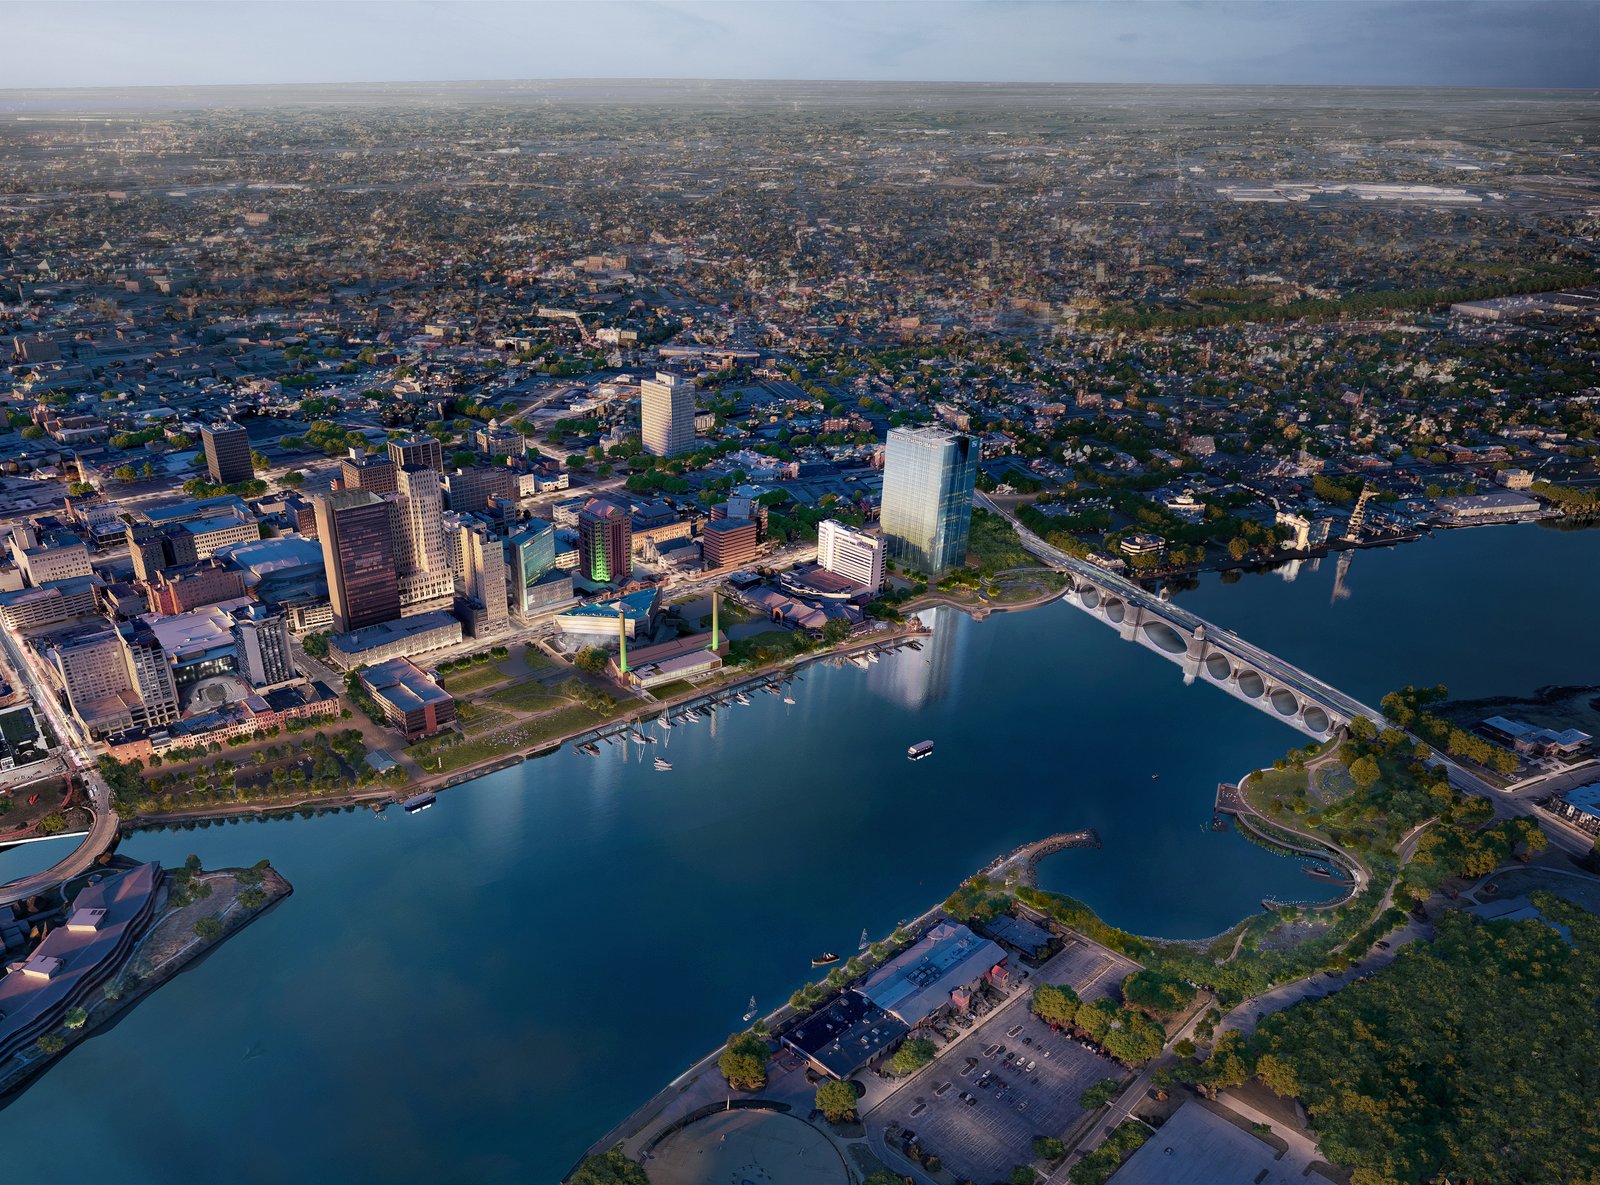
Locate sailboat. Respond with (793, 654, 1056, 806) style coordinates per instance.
(858, 928, 870, 952)
(742, 996, 758, 1022)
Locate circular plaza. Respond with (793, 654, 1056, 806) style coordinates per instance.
(647, 1108, 849, 1185)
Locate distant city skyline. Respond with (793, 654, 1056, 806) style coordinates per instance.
(2, 1, 1596, 92)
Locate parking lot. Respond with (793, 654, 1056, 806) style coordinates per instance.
(869, 937, 1141, 1184)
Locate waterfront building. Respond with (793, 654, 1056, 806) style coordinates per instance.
(782, 988, 908, 1080)
(387, 435, 444, 473)
(326, 609, 463, 670)
(577, 498, 632, 585)
(232, 604, 296, 688)
(1433, 489, 1541, 521)
(880, 426, 976, 576)
(0, 862, 162, 1065)
(609, 631, 726, 691)
(816, 519, 884, 590)
(360, 657, 455, 740)
(201, 423, 252, 486)
(701, 517, 759, 570)
(339, 448, 398, 496)
(507, 520, 573, 617)
(554, 588, 657, 643)
(314, 490, 400, 634)
(641, 371, 695, 457)
(859, 920, 1006, 1027)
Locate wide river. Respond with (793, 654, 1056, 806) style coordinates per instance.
(1, 523, 1596, 1183)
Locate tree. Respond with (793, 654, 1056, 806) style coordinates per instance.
(718, 1031, 768, 1091)
(1079, 1078, 1121, 1109)
(1010, 1167, 1038, 1185)
(815, 1078, 858, 1123)
(37, 1034, 65, 1054)
(64, 1006, 88, 1029)
(573, 647, 609, 675)
(1349, 755, 1382, 790)
(886, 1037, 936, 1076)
(1033, 1136, 1066, 1161)
(193, 916, 224, 942)
(568, 1151, 649, 1185)
(1030, 981, 1080, 1027)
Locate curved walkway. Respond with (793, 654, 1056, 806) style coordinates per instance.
(0, 802, 118, 906)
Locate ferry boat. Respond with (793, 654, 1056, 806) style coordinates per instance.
(907, 740, 934, 761)
(811, 952, 840, 967)
(402, 793, 436, 814)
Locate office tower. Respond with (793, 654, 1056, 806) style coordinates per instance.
(442, 466, 518, 513)
(508, 519, 570, 616)
(120, 625, 180, 727)
(817, 519, 885, 590)
(577, 498, 632, 584)
(314, 490, 400, 633)
(201, 423, 253, 486)
(701, 518, 759, 569)
(126, 524, 167, 584)
(392, 467, 454, 613)
(232, 604, 295, 688)
(48, 630, 138, 736)
(641, 371, 695, 457)
(459, 521, 509, 637)
(387, 435, 444, 473)
(880, 426, 977, 576)
(340, 447, 398, 495)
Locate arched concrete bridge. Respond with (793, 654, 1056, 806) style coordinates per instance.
(976, 492, 1388, 740)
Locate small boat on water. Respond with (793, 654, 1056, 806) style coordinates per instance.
(907, 640, 923, 651)
(654, 758, 672, 771)
(858, 928, 870, 951)
(908, 740, 934, 762)
(629, 730, 654, 744)
(811, 952, 840, 967)
(657, 715, 674, 729)
(735, 692, 753, 706)
(402, 793, 436, 814)
(578, 742, 600, 757)
(783, 696, 796, 706)
(850, 654, 871, 670)
(685, 709, 702, 722)
(1305, 865, 1333, 879)
(742, 995, 758, 1022)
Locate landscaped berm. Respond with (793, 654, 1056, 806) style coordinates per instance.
(648, 1109, 849, 1185)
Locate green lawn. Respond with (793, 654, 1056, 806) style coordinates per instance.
(965, 507, 1033, 576)
(488, 679, 568, 712)
(443, 666, 511, 695)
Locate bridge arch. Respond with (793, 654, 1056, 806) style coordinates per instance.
(1204, 653, 1232, 682)
(1078, 585, 1100, 609)
(1142, 621, 1188, 655)
(1102, 597, 1125, 625)
(1269, 687, 1301, 717)
(1302, 706, 1332, 734)
(1237, 669, 1265, 699)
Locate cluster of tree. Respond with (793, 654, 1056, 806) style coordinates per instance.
(568, 1152, 649, 1185)
(110, 426, 169, 450)
(1119, 969, 1197, 1017)
(182, 476, 268, 498)
(1377, 687, 1519, 775)
(1067, 1121, 1150, 1185)
(942, 875, 1012, 923)
(436, 646, 509, 673)
(1225, 900, 1600, 1185)
(560, 677, 618, 715)
(1029, 982, 1166, 1065)
(1531, 480, 1600, 515)
(572, 647, 609, 675)
(718, 1031, 769, 1092)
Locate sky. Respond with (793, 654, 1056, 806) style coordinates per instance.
(2, 1, 1596, 91)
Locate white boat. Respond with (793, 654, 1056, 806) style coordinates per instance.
(907, 740, 934, 761)
(742, 995, 758, 1022)
(858, 928, 870, 951)
(783, 696, 796, 705)
(735, 692, 753, 706)
(657, 715, 674, 729)
(654, 758, 672, 771)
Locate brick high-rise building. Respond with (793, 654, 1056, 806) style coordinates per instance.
(387, 435, 444, 473)
(577, 498, 632, 585)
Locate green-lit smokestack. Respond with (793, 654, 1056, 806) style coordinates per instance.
(617, 605, 628, 674)
(710, 590, 719, 652)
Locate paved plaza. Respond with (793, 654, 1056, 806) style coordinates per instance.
(1104, 1100, 1299, 1185)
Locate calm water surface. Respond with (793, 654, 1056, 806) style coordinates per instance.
(0, 523, 1594, 1184)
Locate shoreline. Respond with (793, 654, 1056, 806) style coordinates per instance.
(117, 622, 934, 834)
(0, 864, 293, 1107)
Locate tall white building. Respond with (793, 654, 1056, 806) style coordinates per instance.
(641, 371, 695, 457)
(392, 466, 454, 614)
(458, 520, 509, 637)
(817, 519, 885, 591)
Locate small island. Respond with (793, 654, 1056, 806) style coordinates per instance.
(0, 853, 291, 1102)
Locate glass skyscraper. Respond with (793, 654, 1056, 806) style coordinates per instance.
(880, 426, 977, 576)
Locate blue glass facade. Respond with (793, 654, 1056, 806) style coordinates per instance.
(880, 427, 976, 576)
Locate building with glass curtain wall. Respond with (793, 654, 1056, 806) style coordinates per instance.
(879, 426, 976, 576)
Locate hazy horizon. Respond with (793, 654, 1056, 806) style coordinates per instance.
(3, 1, 1597, 93)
